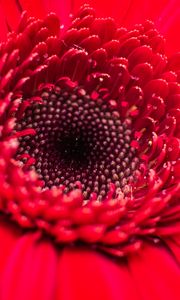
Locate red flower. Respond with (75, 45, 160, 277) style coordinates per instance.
(0, 1, 180, 300)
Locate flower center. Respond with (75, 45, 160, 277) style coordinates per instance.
(16, 86, 139, 199)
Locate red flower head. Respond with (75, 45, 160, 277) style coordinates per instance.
(0, 1, 179, 300)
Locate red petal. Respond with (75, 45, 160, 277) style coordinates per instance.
(156, 0, 180, 55)
(0, 217, 21, 278)
(0, 0, 22, 33)
(165, 235, 180, 264)
(129, 242, 180, 300)
(0, 229, 57, 300)
(0, 4, 8, 40)
(56, 247, 139, 300)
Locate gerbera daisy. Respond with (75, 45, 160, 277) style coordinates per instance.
(0, 1, 179, 300)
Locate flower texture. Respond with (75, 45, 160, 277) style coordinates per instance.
(0, 2, 180, 300)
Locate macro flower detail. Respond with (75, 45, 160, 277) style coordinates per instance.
(0, 3, 179, 257)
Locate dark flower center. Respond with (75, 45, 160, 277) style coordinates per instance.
(16, 86, 139, 199)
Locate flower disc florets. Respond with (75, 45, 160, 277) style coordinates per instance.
(0, 4, 179, 256)
(16, 85, 139, 199)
